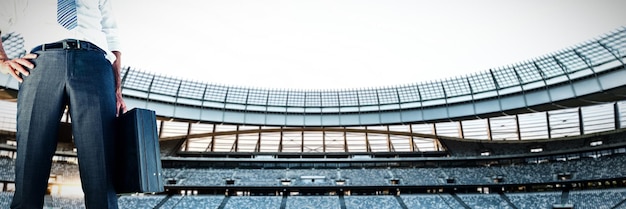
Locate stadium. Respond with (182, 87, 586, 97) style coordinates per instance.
(2, 22, 626, 209)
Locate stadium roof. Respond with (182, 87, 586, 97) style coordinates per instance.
(1, 26, 626, 154)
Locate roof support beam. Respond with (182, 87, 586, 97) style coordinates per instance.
(515, 115, 522, 141)
(408, 124, 416, 152)
(254, 126, 262, 152)
(578, 107, 584, 135)
(616, 102, 622, 130)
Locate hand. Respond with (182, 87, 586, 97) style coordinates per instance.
(0, 54, 37, 82)
(111, 51, 126, 116)
(116, 88, 127, 117)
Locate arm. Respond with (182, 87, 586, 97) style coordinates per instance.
(99, 0, 126, 116)
(0, 36, 36, 82)
(111, 50, 126, 116)
(1, 1, 36, 81)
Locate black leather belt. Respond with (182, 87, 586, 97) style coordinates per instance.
(33, 39, 105, 54)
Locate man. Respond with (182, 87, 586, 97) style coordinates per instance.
(0, 0, 126, 208)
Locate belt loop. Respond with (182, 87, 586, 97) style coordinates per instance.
(76, 39, 81, 49)
(62, 41, 69, 49)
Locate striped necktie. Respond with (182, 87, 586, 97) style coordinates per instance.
(57, 0, 78, 30)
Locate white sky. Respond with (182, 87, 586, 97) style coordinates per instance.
(113, 0, 626, 90)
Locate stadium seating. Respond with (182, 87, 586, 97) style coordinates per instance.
(0, 192, 13, 208)
(0, 190, 625, 208)
(401, 194, 464, 209)
(505, 191, 561, 209)
(343, 195, 403, 209)
(286, 196, 341, 209)
(156, 195, 183, 209)
(46, 195, 86, 209)
(456, 193, 512, 209)
(117, 195, 166, 209)
(0, 157, 14, 181)
(161, 195, 224, 209)
(567, 188, 626, 209)
(224, 196, 282, 209)
(158, 154, 626, 187)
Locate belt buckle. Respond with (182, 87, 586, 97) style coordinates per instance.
(63, 40, 81, 50)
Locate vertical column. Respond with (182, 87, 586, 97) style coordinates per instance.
(487, 118, 493, 141)
(615, 102, 622, 130)
(322, 128, 327, 153)
(515, 115, 521, 140)
(386, 126, 392, 152)
(546, 112, 552, 139)
(343, 127, 349, 152)
(209, 124, 216, 152)
(408, 124, 415, 152)
(458, 121, 464, 139)
(578, 107, 584, 135)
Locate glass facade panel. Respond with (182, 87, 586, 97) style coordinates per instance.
(411, 124, 433, 135)
(358, 89, 378, 106)
(184, 137, 212, 152)
(577, 42, 615, 66)
(303, 132, 324, 152)
(490, 115, 519, 140)
(418, 82, 444, 100)
(305, 92, 322, 107)
(535, 56, 565, 78)
(581, 104, 614, 134)
(204, 84, 228, 102)
(396, 85, 420, 103)
(267, 90, 288, 106)
(491, 67, 520, 88)
(467, 72, 496, 93)
(225, 87, 248, 104)
(260, 131, 281, 152)
(247, 89, 268, 106)
(346, 131, 367, 152)
(377, 88, 399, 105)
(282, 131, 302, 152)
(160, 120, 188, 138)
(435, 121, 459, 138)
(213, 134, 236, 152)
(178, 80, 206, 100)
(190, 123, 214, 135)
(461, 119, 488, 140)
(150, 75, 179, 96)
(122, 69, 153, 91)
(338, 90, 359, 106)
(321, 91, 339, 107)
(286, 91, 305, 107)
(413, 137, 437, 152)
(518, 112, 548, 140)
(0, 101, 17, 132)
(619, 101, 626, 129)
(515, 62, 543, 84)
(442, 77, 471, 97)
(367, 133, 389, 152)
(555, 50, 588, 73)
(548, 109, 580, 138)
(324, 131, 346, 152)
(389, 134, 411, 152)
(237, 133, 259, 152)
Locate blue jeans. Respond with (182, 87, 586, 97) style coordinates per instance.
(11, 40, 118, 209)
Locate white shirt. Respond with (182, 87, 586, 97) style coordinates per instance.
(0, 0, 121, 63)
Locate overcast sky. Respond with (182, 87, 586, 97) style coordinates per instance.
(113, 0, 626, 90)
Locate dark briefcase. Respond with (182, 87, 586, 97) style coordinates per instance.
(114, 108, 164, 193)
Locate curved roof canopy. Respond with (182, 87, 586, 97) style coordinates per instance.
(1, 28, 626, 127)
